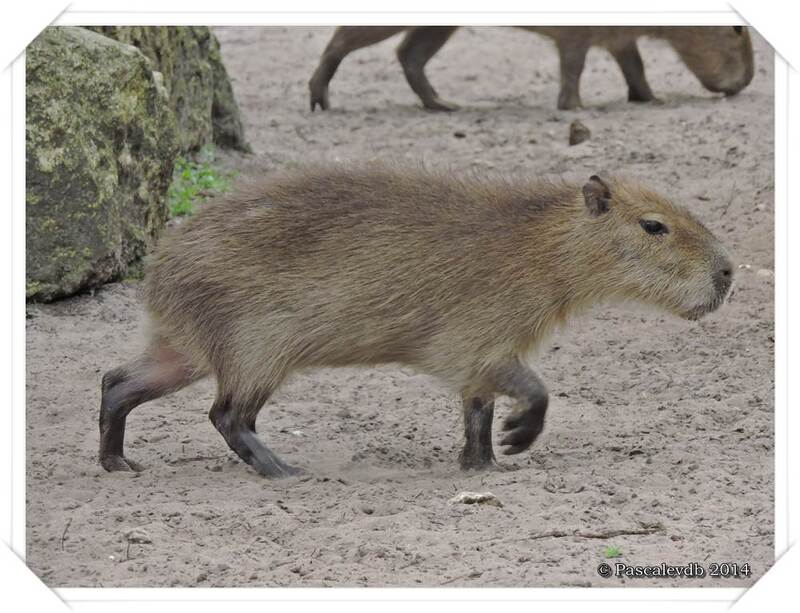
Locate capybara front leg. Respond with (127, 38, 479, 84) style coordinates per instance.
(208, 394, 303, 478)
(556, 42, 589, 110)
(309, 26, 406, 111)
(458, 395, 496, 470)
(396, 27, 459, 111)
(492, 360, 549, 455)
(609, 41, 656, 102)
(99, 340, 200, 472)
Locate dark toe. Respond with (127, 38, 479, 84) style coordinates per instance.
(501, 443, 531, 455)
(101, 455, 135, 472)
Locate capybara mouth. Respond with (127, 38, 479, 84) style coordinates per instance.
(680, 295, 727, 321)
(680, 306, 708, 321)
(722, 87, 745, 97)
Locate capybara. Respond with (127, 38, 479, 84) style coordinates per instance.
(99, 164, 733, 477)
(308, 26, 754, 111)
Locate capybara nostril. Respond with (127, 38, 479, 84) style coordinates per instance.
(713, 262, 734, 296)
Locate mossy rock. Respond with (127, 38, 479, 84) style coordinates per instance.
(89, 26, 250, 153)
(26, 26, 180, 302)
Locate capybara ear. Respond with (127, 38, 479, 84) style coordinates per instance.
(582, 173, 612, 216)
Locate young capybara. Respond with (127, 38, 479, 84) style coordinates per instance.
(308, 26, 754, 111)
(99, 164, 733, 477)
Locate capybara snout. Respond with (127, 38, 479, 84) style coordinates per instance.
(99, 164, 733, 477)
(712, 258, 734, 297)
(667, 26, 755, 98)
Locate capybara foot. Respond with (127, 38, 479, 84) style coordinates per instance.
(101, 454, 144, 472)
(557, 92, 581, 110)
(236, 429, 306, 478)
(628, 89, 658, 102)
(309, 82, 330, 111)
(499, 408, 544, 455)
(628, 91, 656, 103)
(422, 96, 460, 112)
(250, 459, 306, 479)
(458, 443, 496, 471)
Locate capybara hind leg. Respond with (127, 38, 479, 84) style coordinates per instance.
(99, 340, 201, 472)
(609, 41, 656, 102)
(397, 27, 459, 111)
(309, 26, 406, 111)
(556, 41, 589, 109)
(492, 360, 549, 455)
(458, 395, 496, 470)
(209, 394, 302, 478)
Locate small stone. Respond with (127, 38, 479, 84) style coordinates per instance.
(449, 491, 503, 508)
(568, 120, 591, 145)
(453, 131, 466, 138)
(124, 528, 152, 544)
(756, 268, 774, 278)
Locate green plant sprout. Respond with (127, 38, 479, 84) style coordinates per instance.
(604, 545, 622, 559)
(167, 147, 236, 217)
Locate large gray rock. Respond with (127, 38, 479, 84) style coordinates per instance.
(26, 26, 179, 302)
(89, 26, 250, 153)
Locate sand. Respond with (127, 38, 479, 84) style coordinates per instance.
(26, 26, 774, 587)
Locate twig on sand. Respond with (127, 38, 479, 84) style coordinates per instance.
(474, 523, 663, 546)
(528, 525, 664, 541)
(720, 182, 738, 217)
(60, 517, 72, 551)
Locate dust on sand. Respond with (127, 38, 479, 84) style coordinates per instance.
(26, 26, 774, 587)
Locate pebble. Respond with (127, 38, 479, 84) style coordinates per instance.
(124, 528, 152, 544)
(568, 120, 591, 145)
(450, 491, 503, 508)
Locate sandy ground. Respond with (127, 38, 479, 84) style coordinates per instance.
(26, 26, 774, 587)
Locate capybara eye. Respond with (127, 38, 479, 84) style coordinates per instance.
(640, 219, 669, 235)
(733, 26, 743, 34)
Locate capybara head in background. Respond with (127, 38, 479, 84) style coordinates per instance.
(664, 26, 755, 96)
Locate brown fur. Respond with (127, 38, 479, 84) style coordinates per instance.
(309, 26, 754, 111)
(99, 163, 733, 476)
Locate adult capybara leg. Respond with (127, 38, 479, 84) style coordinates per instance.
(208, 390, 302, 478)
(556, 41, 589, 109)
(396, 27, 459, 111)
(608, 41, 656, 102)
(458, 395, 496, 470)
(99, 338, 202, 472)
(491, 359, 549, 455)
(309, 26, 406, 111)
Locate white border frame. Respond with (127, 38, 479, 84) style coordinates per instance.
(4, 1, 794, 611)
